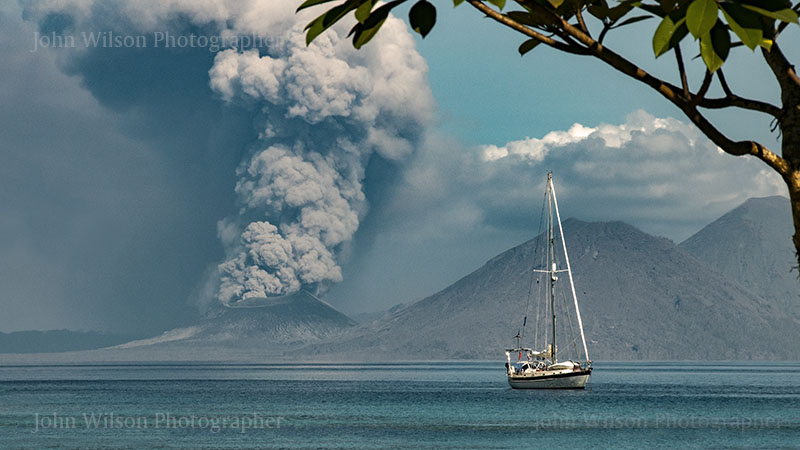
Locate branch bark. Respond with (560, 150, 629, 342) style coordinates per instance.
(466, 1, 588, 55)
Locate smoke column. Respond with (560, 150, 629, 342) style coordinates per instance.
(207, 16, 434, 305)
(21, 0, 435, 306)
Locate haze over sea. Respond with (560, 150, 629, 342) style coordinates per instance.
(1, 361, 798, 449)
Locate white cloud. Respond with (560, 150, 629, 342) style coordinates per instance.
(480, 110, 678, 161)
(388, 111, 786, 246)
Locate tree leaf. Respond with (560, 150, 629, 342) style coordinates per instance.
(453, 0, 465, 6)
(548, 0, 565, 8)
(741, 5, 799, 24)
(700, 22, 730, 72)
(297, 0, 340, 13)
(720, 3, 762, 50)
(349, 0, 404, 48)
(518, 38, 541, 55)
(637, 3, 667, 18)
(587, 0, 610, 20)
(353, 17, 387, 48)
(488, 0, 507, 10)
(305, 1, 360, 45)
(607, 1, 636, 21)
(506, 10, 553, 27)
(653, 15, 686, 57)
(409, 0, 437, 38)
(611, 15, 653, 29)
(686, 0, 718, 39)
(355, 0, 373, 23)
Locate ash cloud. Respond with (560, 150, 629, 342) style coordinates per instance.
(21, 0, 434, 308)
(206, 16, 434, 304)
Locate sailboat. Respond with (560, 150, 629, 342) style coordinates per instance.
(505, 172, 592, 389)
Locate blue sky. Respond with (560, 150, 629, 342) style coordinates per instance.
(0, 0, 793, 332)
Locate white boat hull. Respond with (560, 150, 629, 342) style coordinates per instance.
(507, 368, 591, 389)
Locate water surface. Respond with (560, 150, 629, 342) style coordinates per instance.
(1, 361, 798, 449)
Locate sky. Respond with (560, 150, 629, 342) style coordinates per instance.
(0, 0, 794, 333)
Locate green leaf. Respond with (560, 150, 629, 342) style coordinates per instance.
(518, 38, 541, 55)
(355, 0, 373, 23)
(297, 0, 340, 13)
(353, 17, 387, 48)
(719, 3, 762, 50)
(506, 10, 553, 27)
(587, 1, 610, 20)
(548, 0, 565, 8)
(637, 3, 667, 18)
(686, 0, 718, 39)
(700, 22, 730, 72)
(304, 0, 360, 45)
(611, 14, 652, 29)
(741, 4, 799, 24)
(409, 0, 437, 37)
(607, 1, 636, 21)
(653, 15, 686, 57)
(453, 0, 465, 6)
(349, 0, 403, 48)
(739, 0, 792, 12)
(488, 0, 507, 10)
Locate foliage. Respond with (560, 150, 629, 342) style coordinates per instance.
(298, 0, 797, 73)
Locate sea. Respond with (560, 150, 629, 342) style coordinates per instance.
(1, 361, 798, 449)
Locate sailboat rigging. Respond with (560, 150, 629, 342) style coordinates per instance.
(505, 172, 592, 389)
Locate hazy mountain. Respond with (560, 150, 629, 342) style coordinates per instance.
(0, 291, 355, 362)
(116, 291, 355, 349)
(0, 330, 144, 353)
(680, 196, 799, 309)
(311, 219, 800, 361)
(5, 199, 799, 363)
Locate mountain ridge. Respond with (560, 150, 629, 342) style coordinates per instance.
(305, 215, 799, 361)
(2, 197, 797, 362)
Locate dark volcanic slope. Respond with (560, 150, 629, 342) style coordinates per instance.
(115, 290, 356, 354)
(316, 220, 800, 361)
(195, 291, 356, 344)
(680, 196, 799, 309)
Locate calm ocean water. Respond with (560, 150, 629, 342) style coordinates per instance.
(1, 361, 798, 449)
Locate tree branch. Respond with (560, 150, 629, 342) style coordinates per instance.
(466, 1, 792, 176)
(761, 42, 800, 92)
(697, 96, 783, 116)
(683, 109, 791, 177)
(689, 70, 712, 108)
(717, 69, 733, 96)
(697, 70, 782, 116)
(575, 8, 590, 37)
(674, 44, 690, 100)
(597, 22, 611, 44)
(467, 0, 589, 55)
(777, 2, 800, 35)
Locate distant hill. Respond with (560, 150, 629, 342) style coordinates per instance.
(110, 290, 356, 355)
(0, 291, 355, 360)
(0, 330, 144, 353)
(680, 196, 799, 309)
(5, 199, 799, 363)
(311, 219, 800, 361)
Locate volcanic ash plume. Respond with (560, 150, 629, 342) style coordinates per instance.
(210, 21, 434, 305)
(19, 1, 434, 307)
(216, 145, 362, 303)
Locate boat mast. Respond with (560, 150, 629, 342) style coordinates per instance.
(548, 172, 557, 364)
(550, 173, 591, 364)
